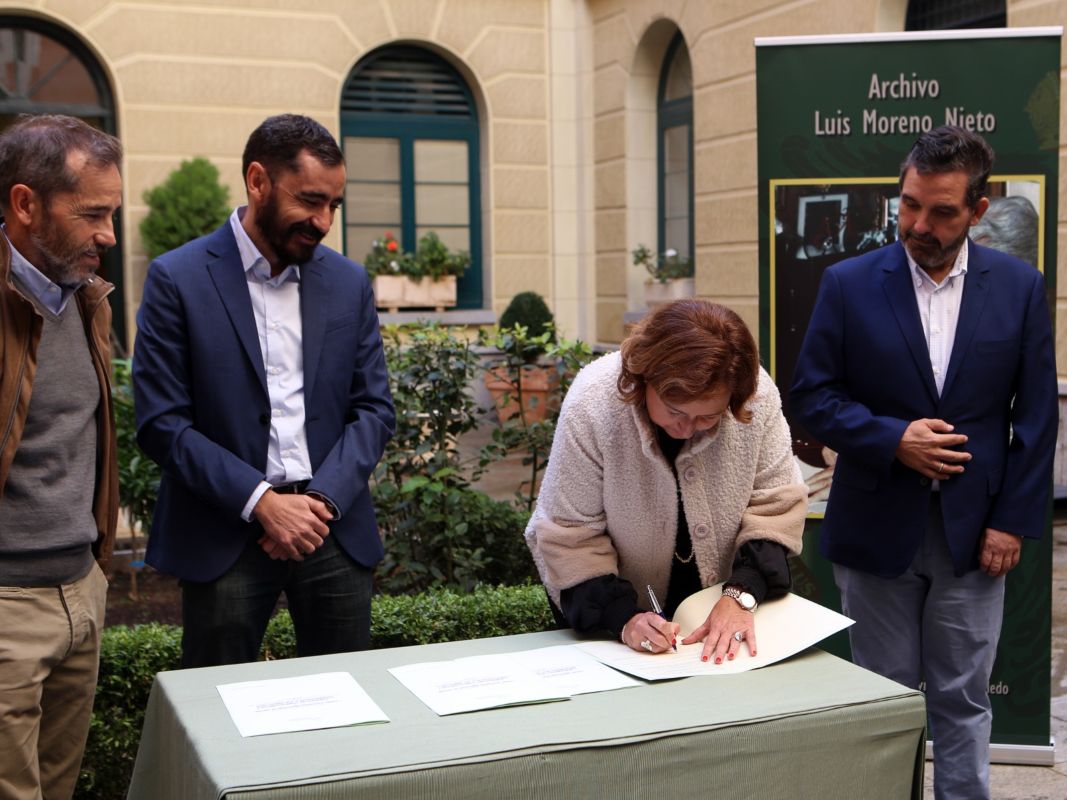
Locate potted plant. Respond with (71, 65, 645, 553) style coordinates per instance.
(632, 243, 695, 308)
(482, 292, 558, 425)
(364, 231, 470, 312)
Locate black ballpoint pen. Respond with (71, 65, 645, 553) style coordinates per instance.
(646, 584, 677, 651)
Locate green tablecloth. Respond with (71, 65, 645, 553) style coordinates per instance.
(127, 630, 925, 799)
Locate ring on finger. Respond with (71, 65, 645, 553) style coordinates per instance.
(640, 639, 653, 652)
(733, 631, 745, 643)
(937, 461, 945, 473)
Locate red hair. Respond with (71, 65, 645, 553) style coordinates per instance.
(618, 300, 758, 423)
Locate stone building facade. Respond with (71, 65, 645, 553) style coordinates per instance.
(1, 0, 1064, 361)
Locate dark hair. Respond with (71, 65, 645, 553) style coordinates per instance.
(0, 114, 122, 213)
(618, 299, 759, 424)
(971, 195, 1039, 266)
(899, 125, 994, 209)
(241, 114, 344, 180)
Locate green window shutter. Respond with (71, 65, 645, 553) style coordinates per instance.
(341, 45, 482, 310)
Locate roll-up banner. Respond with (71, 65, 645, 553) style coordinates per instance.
(756, 28, 1061, 764)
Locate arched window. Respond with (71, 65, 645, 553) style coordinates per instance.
(0, 16, 125, 345)
(905, 0, 1005, 30)
(657, 33, 693, 264)
(340, 45, 482, 309)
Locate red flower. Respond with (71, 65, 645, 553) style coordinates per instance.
(386, 240, 398, 252)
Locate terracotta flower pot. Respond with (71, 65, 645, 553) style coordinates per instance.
(484, 364, 560, 424)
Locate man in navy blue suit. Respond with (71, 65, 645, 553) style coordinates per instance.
(791, 127, 1056, 800)
(134, 115, 395, 667)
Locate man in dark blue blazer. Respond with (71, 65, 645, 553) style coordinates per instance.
(791, 127, 1056, 800)
(134, 115, 394, 667)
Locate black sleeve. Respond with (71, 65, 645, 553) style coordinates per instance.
(726, 540, 792, 603)
(559, 574, 641, 639)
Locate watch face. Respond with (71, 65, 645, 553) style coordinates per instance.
(739, 592, 756, 610)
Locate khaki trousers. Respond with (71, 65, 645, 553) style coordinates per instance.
(0, 563, 107, 800)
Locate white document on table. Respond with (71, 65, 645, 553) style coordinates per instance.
(217, 672, 389, 737)
(576, 584, 854, 681)
(390, 645, 639, 715)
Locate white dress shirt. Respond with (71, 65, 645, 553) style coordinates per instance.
(906, 238, 969, 490)
(906, 238, 968, 396)
(230, 208, 314, 520)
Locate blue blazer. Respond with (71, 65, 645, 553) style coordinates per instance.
(133, 223, 395, 582)
(790, 240, 1056, 578)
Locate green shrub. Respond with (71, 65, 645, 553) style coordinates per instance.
(499, 291, 555, 342)
(76, 585, 553, 799)
(139, 157, 230, 259)
(373, 324, 537, 594)
(112, 359, 160, 536)
(375, 482, 535, 594)
(77, 624, 181, 799)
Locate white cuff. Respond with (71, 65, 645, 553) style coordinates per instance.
(242, 481, 272, 522)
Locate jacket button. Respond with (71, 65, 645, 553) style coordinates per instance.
(693, 523, 709, 539)
(684, 467, 698, 482)
(919, 477, 930, 487)
(259, 413, 270, 425)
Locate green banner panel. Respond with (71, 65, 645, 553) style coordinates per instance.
(757, 30, 1061, 755)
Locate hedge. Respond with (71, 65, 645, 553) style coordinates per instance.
(76, 584, 555, 799)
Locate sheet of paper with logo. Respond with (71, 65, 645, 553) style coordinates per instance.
(576, 583, 854, 681)
(389, 646, 639, 715)
(217, 672, 389, 737)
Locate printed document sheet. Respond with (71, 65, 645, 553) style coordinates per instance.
(217, 672, 389, 737)
(389, 645, 640, 715)
(576, 584, 854, 681)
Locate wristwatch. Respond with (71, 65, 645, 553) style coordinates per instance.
(722, 585, 757, 612)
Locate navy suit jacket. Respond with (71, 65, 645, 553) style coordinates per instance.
(790, 240, 1056, 578)
(133, 223, 395, 582)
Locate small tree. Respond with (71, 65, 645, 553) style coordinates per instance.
(139, 157, 230, 258)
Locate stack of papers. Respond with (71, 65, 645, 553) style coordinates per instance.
(217, 672, 388, 737)
(388, 645, 640, 715)
(576, 586, 853, 681)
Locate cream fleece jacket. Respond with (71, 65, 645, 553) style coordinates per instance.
(526, 351, 807, 609)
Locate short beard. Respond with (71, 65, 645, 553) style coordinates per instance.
(29, 230, 96, 286)
(903, 227, 969, 272)
(258, 190, 325, 266)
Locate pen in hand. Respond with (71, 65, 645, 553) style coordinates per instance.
(646, 584, 677, 652)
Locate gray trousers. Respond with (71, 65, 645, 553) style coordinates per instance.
(833, 496, 1004, 800)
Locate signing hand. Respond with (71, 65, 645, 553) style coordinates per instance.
(621, 611, 679, 654)
(253, 491, 332, 561)
(682, 596, 756, 664)
(896, 418, 970, 479)
(979, 527, 1022, 577)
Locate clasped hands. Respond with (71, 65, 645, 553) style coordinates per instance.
(621, 597, 756, 664)
(253, 490, 333, 561)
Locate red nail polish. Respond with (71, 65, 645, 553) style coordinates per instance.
(715, 657, 722, 664)
(727, 653, 734, 660)
(701, 655, 708, 662)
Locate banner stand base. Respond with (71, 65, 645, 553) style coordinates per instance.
(925, 740, 1055, 766)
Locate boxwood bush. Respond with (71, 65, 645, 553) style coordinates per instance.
(77, 584, 555, 799)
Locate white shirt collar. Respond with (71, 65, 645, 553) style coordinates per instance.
(3, 227, 83, 315)
(905, 237, 969, 289)
(228, 206, 300, 285)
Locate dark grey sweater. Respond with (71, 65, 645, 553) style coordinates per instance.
(0, 282, 99, 586)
